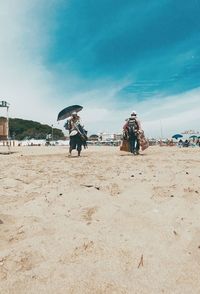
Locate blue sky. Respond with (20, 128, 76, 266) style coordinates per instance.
(0, 0, 200, 137)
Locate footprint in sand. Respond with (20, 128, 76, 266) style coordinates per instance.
(0, 258, 7, 280)
(0, 214, 54, 250)
(60, 241, 95, 264)
(118, 249, 134, 272)
(0, 214, 15, 225)
(152, 185, 176, 201)
(109, 183, 121, 196)
(8, 227, 26, 244)
(103, 183, 120, 197)
(82, 207, 98, 224)
(16, 252, 43, 272)
(66, 280, 127, 294)
(23, 191, 40, 203)
(0, 251, 45, 276)
(0, 215, 27, 249)
(183, 187, 200, 201)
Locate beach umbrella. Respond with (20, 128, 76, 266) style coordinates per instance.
(57, 105, 83, 121)
(172, 134, 183, 140)
(189, 135, 198, 139)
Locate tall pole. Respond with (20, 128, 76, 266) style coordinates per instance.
(160, 120, 163, 139)
(51, 125, 53, 142)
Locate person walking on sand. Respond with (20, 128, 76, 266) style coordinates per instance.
(123, 111, 142, 155)
(65, 112, 87, 157)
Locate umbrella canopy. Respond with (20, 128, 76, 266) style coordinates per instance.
(189, 135, 198, 139)
(172, 134, 183, 140)
(57, 105, 83, 121)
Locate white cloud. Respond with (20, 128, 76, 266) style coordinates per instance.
(141, 88, 200, 138)
(0, 0, 61, 125)
(77, 87, 200, 138)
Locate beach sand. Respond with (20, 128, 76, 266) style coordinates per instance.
(0, 145, 200, 294)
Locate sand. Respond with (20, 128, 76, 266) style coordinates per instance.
(0, 145, 200, 294)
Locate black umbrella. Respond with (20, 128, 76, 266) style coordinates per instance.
(172, 134, 183, 140)
(57, 105, 83, 121)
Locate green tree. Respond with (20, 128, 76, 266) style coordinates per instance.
(2, 117, 65, 140)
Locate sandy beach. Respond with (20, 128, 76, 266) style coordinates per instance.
(0, 145, 200, 293)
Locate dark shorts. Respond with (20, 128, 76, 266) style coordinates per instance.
(70, 134, 83, 151)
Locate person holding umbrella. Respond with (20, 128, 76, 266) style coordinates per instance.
(67, 112, 87, 157)
(68, 112, 80, 155)
(57, 105, 87, 157)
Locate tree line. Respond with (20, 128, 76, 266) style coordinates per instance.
(3, 117, 64, 140)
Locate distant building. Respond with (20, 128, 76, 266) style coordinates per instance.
(113, 133, 122, 141)
(181, 130, 199, 134)
(97, 132, 122, 142)
(89, 134, 99, 141)
(98, 132, 114, 141)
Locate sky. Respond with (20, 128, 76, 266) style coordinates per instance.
(0, 0, 200, 138)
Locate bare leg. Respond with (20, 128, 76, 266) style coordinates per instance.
(68, 147, 72, 157)
(77, 144, 82, 157)
(136, 137, 140, 155)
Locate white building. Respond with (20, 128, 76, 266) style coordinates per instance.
(98, 132, 114, 141)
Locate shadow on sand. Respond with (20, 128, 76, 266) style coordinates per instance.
(119, 153, 147, 157)
(0, 151, 17, 155)
(65, 155, 89, 158)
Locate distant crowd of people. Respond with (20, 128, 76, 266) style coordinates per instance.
(177, 139, 200, 148)
(159, 138, 200, 148)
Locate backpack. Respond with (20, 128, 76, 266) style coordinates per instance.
(127, 117, 138, 136)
